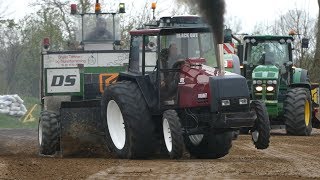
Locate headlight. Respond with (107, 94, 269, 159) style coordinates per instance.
(273, 80, 277, 84)
(256, 80, 262, 85)
(267, 86, 274, 91)
(252, 80, 257, 85)
(250, 38, 256, 43)
(239, 98, 248, 105)
(255, 86, 263, 91)
(222, 100, 230, 106)
(267, 80, 273, 85)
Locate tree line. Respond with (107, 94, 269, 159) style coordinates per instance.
(0, 0, 319, 97)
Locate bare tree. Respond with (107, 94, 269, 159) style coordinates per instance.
(0, 22, 23, 94)
(313, 0, 320, 82)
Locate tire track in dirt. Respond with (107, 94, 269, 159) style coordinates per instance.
(239, 129, 320, 178)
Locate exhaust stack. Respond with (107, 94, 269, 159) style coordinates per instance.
(218, 44, 225, 76)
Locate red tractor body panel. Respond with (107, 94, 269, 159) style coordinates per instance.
(178, 58, 218, 108)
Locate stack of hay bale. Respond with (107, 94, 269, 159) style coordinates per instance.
(0, 95, 27, 117)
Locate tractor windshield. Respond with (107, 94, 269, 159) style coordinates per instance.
(76, 14, 120, 42)
(159, 32, 217, 69)
(246, 40, 290, 66)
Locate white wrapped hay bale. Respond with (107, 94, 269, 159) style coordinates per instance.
(0, 95, 28, 117)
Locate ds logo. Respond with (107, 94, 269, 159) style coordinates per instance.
(51, 75, 77, 86)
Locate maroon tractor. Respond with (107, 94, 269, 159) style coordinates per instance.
(101, 23, 270, 159)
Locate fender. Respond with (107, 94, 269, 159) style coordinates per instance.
(291, 68, 311, 89)
(118, 72, 158, 110)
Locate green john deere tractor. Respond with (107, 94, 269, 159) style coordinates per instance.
(240, 35, 319, 136)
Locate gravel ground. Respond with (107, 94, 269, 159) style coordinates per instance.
(1, 128, 320, 179)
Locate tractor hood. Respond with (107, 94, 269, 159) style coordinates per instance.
(252, 65, 279, 80)
(178, 58, 247, 109)
(179, 58, 238, 85)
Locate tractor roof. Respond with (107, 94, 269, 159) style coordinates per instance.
(244, 35, 294, 41)
(130, 27, 211, 36)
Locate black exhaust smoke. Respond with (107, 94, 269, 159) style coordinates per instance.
(177, 0, 226, 74)
(195, 0, 225, 44)
(178, 0, 226, 44)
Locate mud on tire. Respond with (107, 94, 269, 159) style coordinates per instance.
(38, 110, 60, 155)
(184, 131, 232, 159)
(250, 100, 270, 149)
(101, 81, 155, 159)
(284, 88, 312, 136)
(162, 110, 184, 159)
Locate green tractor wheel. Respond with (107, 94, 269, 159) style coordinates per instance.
(284, 88, 312, 136)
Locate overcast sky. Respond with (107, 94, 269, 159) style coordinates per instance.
(5, 0, 319, 33)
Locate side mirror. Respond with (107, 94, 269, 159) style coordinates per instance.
(302, 38, 309, 48)
(224, 29, 232, 43)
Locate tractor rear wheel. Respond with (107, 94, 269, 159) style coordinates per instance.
(184, 131, 232, 159)
(162, 110, 184, 159)
(101, 81, 155, 159)
(250, 100, 270, 149)
(38, 110, 60, 155)
(284, 88, 312, 136)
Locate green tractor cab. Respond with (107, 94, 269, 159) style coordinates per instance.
(240, 35, 319, 135)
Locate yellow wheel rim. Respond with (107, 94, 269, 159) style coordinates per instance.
(305, 100, 310, 126)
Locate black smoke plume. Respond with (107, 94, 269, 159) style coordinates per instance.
(196, 0, 225, 44)
(177, 0, 226, 44)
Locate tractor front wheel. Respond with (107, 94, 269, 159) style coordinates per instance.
(162, 110, 184, 159)
(38, 111, 60, 155)
(250, 100, 270, 149)
(184, 131, 232, 159)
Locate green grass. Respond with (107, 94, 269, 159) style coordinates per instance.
(0, 96, 40, 129)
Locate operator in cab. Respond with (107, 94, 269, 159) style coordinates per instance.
(86, 17, 113, 41)
(259, 44, 275, 65)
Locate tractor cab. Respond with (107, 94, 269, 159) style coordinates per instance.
(127, 27, 217, 107)
(243, 36, 294, 90)
(71, 2, 125, 50)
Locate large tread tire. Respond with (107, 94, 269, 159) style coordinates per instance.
(184, 131, 232, 159)
(101, 81, 155, 159)
(162, 110, 184, 159)
(284, 88, 312, 136)
(250, 100, 270, 149)
(38, 110, 60, 155)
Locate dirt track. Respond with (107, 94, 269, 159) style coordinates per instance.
(1, 129, 320, 179)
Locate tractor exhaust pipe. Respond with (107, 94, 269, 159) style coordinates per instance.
(218, 44, 225, 76)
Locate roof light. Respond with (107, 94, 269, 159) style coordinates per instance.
(71, 4, 77, 15)
(43, 37, 50, 50)
(289, 30, 296, 36)
(151, 2, 156, 10)
(279, 39, 285, 44)
(95, 3, 101, 13)
(119, 3, 125, 13)
(250, 38, 256, 43)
